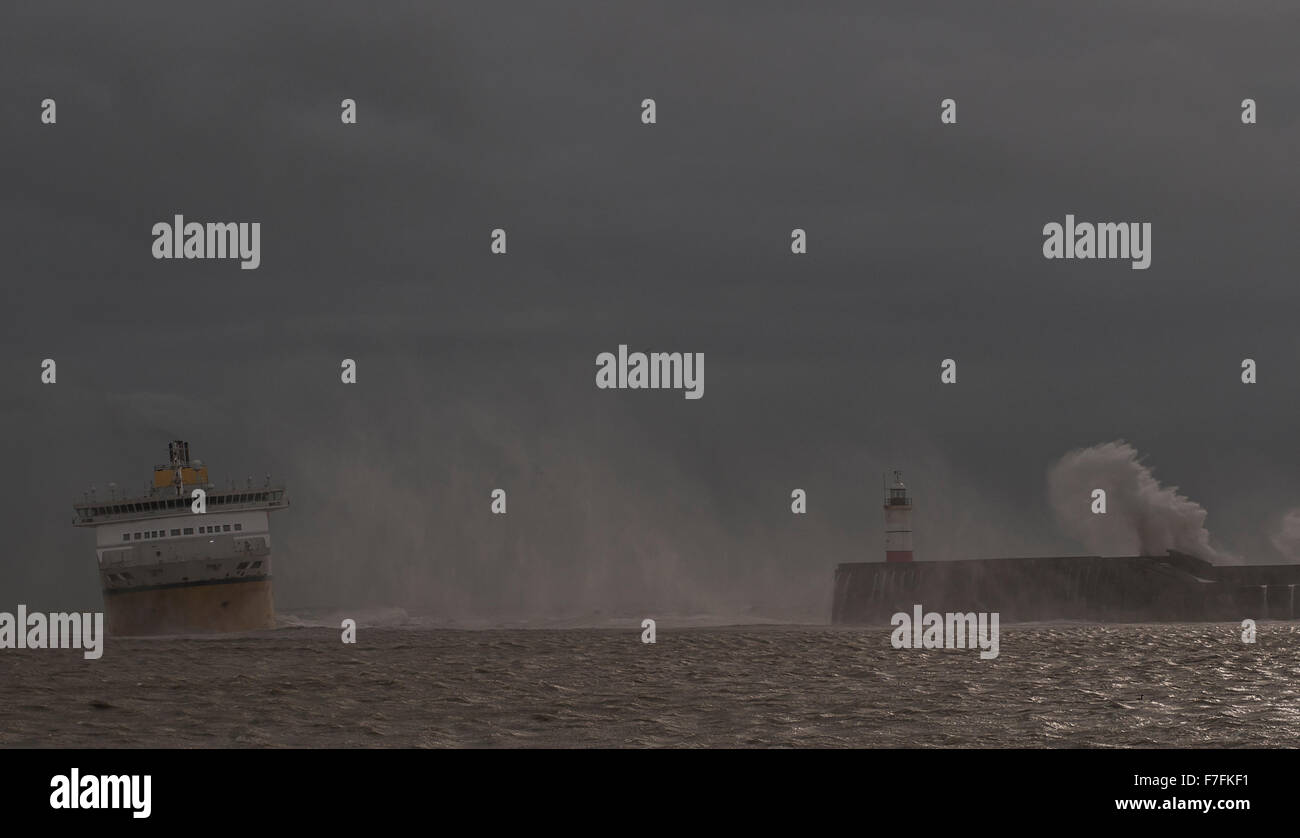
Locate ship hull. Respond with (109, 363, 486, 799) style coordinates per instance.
(102, 577, 275, 635)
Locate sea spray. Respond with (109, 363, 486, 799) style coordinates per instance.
(1047, 441, 1236, 562)
(1271, 510, 1300, 560)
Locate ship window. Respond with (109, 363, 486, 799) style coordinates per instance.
(170, 529, 180, 536)
(122, 534, 130, 542)
(236, 562, 249, 570)
(184, 527, 193, 535)
(223, 524, 231, 532)
(251, 561, 262, 569)
(134, 532, 141, 540)
(234, 523, 243, 531)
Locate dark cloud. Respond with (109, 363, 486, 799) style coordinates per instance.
(3, 2, 1299, 619)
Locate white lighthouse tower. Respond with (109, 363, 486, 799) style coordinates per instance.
(883, 470, 913, 563)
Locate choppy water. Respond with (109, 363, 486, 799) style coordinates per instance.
(2, 623, 1299, 747)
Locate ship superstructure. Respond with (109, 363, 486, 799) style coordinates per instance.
(72, 440, 289, 635)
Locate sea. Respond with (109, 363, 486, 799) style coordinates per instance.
(3, 618, 1298, 747)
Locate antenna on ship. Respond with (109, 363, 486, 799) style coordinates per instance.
(168, 440, 189, 497)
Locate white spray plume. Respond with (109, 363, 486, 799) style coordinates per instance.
(1047, 441, 1236, 562)
(1271, 510, 1300, 561)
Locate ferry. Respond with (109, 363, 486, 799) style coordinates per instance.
(72, 441, 288, 635)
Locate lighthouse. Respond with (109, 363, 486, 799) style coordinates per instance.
(884, 470, 913, 563)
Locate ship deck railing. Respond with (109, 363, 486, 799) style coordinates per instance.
(72, 487, 288, 526)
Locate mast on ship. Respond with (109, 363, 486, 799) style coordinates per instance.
(169, 440, 188, 497)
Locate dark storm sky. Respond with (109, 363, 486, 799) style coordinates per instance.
(3, 1, 1299, 620)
